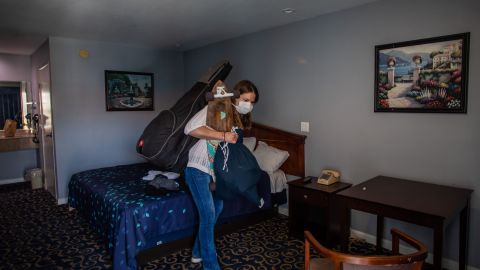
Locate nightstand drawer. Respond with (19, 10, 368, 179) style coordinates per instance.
(288, 179, 352, 247)
(290, 187, 328, 207)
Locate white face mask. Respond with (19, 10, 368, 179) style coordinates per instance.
(234, 101, 253, 114)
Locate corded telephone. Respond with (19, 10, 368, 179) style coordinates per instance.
(317, 169, 340, 185)
(32, 114, 40, 143)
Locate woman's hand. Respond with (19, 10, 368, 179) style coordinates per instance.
(224, 131, 238, 144)
(189, 126, 238, 143)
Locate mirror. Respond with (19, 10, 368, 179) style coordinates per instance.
(0, 81, 32, 130)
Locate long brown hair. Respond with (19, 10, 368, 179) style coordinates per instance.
(232, 80, 259, 130)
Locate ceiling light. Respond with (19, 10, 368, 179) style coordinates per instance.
(282, 8, 295, 14)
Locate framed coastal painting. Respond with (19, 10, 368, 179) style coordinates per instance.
(374, 32, 469, 113)
(105, 70, 154, 111)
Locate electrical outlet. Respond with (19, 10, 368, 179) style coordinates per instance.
(301, 122, 309, 132)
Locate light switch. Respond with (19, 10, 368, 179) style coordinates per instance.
(301, 122, 309, 132)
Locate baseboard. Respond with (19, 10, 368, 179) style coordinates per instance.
(351, 229, 478, 270)
(57, 197, 68, 205)
(0, 177, 26, 185)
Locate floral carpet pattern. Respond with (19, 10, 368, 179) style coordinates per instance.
(1, 183, 382, 270)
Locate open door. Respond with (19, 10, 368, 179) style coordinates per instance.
(37, 63, 57, 199)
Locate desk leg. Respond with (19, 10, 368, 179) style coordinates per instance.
(433, 223, 444, 270)
(339, 203, 351, 253)
(459, 200, 470, 270)
(326, 201, 333, 248)
(376, 215, 384, 254)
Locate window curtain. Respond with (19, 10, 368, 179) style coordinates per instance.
(0, 86, 22, 129)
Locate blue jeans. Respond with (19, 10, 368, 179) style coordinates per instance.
(185, 167, 223, 270)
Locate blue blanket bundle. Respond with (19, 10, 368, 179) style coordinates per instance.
(214, 129, 263, 206)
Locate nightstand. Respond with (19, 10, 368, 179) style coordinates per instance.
(288, 178, 351, 248)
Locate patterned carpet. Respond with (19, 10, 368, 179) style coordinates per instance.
(0, 182, 381, 270)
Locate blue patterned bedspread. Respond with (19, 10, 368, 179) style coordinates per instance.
(68, 163, 271, 270)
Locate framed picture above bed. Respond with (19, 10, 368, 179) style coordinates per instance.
(374, 32, 469, 113)
(105, 70, 154, 111)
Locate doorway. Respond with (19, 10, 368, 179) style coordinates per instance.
(37, 63, 57, 199)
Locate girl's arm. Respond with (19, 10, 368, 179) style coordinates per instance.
(189, 126, 238, 144)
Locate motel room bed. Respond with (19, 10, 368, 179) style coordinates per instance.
(68, 122, 306, 270)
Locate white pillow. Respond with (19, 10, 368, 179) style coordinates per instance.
(253, 141, 290, 172)
(243, 137, 257, 152)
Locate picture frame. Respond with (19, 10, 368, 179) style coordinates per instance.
(374, 32, 469, 113)
(105, 70, 154, 111)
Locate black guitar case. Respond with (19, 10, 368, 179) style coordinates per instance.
(136, 61, 232, 172)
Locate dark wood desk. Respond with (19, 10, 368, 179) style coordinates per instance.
(337, 175, 472, 270)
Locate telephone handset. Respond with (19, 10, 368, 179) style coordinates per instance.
(317, 169, 340, 185)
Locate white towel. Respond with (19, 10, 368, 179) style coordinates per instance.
(142, 170, 180, 181)
(267, 169, 288, 193)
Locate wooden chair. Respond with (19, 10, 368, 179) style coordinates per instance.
(304, 228, 428, 270)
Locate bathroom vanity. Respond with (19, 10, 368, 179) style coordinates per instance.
(0, 129, 38, 152)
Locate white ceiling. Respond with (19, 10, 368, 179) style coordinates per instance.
(0, 0, 379, 55)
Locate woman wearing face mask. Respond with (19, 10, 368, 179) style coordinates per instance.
(184, 80, 258, 270)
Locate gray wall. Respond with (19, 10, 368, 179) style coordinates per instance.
(184, 0, 479, 266)
(0, 150, 37, 181)
(49, 37, 184, 200)
(0, 53, 38, 181)
(0, 53, 31, 81)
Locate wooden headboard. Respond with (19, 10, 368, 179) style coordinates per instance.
(245, 122, 306, 177)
